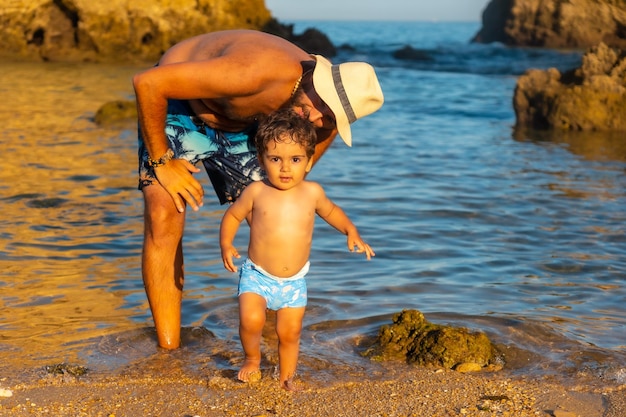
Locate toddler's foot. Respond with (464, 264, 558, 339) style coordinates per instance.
(281, 377, 304, 392)
(238, 360, 262, 383)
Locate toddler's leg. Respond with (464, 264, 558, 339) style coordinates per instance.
(238, 292, 266, 382)
(276, 306, 306, 391)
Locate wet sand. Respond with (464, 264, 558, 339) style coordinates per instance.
(1, 361, 624, 416)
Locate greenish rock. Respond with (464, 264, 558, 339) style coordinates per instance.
(94, 99, 137, 126)
(45, 363, 88, 377)
(364, 309, 498, 370)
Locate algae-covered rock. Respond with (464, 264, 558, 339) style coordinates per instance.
(45, 363, 88, 377)
(364, 309, 498, 371)
(411, 325, 495, 369)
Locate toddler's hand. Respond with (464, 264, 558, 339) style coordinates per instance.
(347, 234, 375, 260)
(221, 245, 241, 272)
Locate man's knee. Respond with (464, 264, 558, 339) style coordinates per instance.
(143, 187, 185, 238)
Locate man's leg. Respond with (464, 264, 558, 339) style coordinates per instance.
(142, 184, 186, 349)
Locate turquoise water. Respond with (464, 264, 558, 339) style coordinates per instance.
(0, 22, 624, 387)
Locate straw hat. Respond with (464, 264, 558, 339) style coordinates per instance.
(312, 55, 384, 146)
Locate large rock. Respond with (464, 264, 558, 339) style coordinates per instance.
(473, 0, 626, 49)
(261, 18, 337, 57)
(514, 42, 626, 130)
(0, 0, 271, 63)
(363, 310, 499, 371)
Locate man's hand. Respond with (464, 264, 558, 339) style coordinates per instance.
(154, 159, 204, 212)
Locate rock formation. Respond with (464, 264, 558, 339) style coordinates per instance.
(514, 42, 626, 130)
(0, 0, 271, 63)
(261, 18, 337, 57)
(473, 0, 626, 49)
(0, 1, 338, 63)
(363, 310, 500, 372)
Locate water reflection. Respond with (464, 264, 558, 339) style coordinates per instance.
(514, 127, 626, 162)
(1, 61, 145, 368)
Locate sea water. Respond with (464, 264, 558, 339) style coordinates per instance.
(0, 21, 624, 388)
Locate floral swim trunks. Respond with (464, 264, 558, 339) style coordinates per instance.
(238, 258, 309, 310)
(137, 99, 264, 204)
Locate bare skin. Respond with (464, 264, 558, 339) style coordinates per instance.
(220, 138, 374, 390)
(133, 30, 338, 349)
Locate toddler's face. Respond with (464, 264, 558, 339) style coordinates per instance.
(259, 138, 312, 190)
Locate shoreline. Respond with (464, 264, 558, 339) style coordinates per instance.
(1, 362, 623, 416)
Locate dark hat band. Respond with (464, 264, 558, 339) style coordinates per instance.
(331, 65, 357, 123)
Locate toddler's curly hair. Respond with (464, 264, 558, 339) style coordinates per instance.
(255, 108, 317, 158)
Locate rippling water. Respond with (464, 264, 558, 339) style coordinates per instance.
(1, 21, 624, 388)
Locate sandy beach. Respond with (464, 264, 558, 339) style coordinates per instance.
(1, 361, 624, 417)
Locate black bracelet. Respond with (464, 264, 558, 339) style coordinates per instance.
(148, 148, 175, 168)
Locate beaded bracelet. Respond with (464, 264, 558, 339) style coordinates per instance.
(148, 148, 175, 168)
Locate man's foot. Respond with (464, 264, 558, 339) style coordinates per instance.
(238, 360, 262, 383)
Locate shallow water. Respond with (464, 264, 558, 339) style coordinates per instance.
(1, 21, 624, 389)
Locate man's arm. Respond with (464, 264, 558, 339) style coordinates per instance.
(132, 58, 272, 212)
(133, 64, 213, 212)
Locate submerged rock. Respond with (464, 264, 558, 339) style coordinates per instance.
(364, 309, 498, 371)
(392, 45, 433, 61)
(94, 99, 137, 126)
(514, 43, 626, 131)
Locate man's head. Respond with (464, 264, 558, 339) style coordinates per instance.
(310, 56, 384, 147)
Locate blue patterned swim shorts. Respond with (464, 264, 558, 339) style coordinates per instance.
(238, 258, 309, 310)
(138, 99, 264, 204)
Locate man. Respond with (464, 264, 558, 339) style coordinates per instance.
(133, 29, 384, 349)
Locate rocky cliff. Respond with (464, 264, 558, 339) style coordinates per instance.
(474, 0, 626, 132)
(0, 0, 271, 62)
(473, 0, 626, 49)
(514, 42, 626, 130)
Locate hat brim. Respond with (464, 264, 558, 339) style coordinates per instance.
(312, 55, 352, 147)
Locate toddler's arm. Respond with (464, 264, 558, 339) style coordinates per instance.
(220, 209, 241, 272)
(219, 185, 256, 272)
(316, 188, 375, 260)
